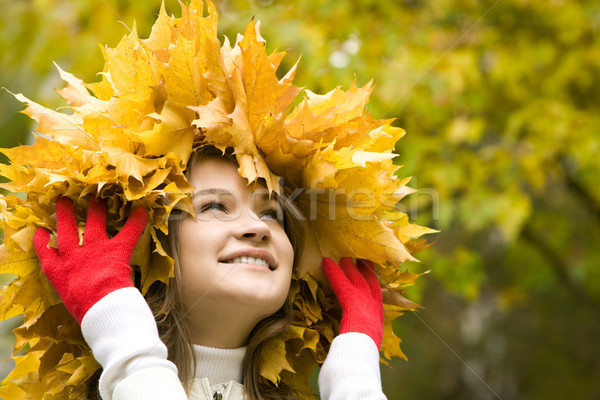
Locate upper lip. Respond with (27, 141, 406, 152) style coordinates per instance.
(219, 248, 276, 270)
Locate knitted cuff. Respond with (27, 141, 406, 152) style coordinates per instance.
(81, 287, 181, 400)
(318, 332, 386, 400)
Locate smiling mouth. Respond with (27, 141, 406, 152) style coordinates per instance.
(221, 256, 274, 271)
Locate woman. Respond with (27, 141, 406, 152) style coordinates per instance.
(33, 146, 387, 400)
(0, 2, 430, 398)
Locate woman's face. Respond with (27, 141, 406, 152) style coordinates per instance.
(177, 157, 295, 330)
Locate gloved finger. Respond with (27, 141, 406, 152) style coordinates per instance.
(55, 197, 79, 254)
(113, 206, 148, 253)
(321, 257, 351, 295)
(357, 259, 382, 305)
(84, 195, 108, 244)
(339, 257, 369, 292)
(33, 228, 59, 267)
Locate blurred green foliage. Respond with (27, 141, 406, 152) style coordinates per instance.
(1, 0, 599, 399)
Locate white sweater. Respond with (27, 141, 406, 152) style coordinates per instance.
(81, 287, 387, 400)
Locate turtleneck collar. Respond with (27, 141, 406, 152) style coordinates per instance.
(192, 344, 246, 384)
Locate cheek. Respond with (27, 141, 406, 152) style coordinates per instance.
(283, 245, 294, 276)
(176, 220, 215, 289)
(277, 235, 295, 279)
(178, 217, 219, 260)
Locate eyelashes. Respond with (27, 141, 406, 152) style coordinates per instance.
(260, 207, 283, 222)
(199, 200, 227, 213)
(197, 199, 283, 222)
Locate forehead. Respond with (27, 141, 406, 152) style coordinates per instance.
(188, 157, 268, 197)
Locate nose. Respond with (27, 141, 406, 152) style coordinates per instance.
(234, 209, 271, 242)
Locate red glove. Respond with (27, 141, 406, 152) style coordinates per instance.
(321, 257, 384, 349)
(33, 196, 147, 323)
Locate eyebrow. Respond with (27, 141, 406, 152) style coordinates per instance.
(192, 188, 277, 202)
(192, 188, 233, 196)
(252, 190, 274, 201)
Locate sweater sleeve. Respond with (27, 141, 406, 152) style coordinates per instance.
(318, 332, 387, 400)
(81, 287, 188, 400)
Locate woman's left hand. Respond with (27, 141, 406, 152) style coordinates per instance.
(321, 257, 384, 349)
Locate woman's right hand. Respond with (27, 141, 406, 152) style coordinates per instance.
(35, 196, 188, 400)
(33, 196, 147, 323)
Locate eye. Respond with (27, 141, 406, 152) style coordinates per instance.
(259, 207, 283, 222)
(199, 200, 228, 213)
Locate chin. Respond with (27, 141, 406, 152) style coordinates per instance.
(229, 289, 287, 312)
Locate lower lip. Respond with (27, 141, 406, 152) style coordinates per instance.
(220, 262, 272, 272)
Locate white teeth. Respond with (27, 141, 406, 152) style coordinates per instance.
(230, 256, 270, 269)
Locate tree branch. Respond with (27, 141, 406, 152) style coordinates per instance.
(521, 223, 599, 309)
(559, 156, 600, 225)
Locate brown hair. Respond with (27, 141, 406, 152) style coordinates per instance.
(85, 146, 306, 399)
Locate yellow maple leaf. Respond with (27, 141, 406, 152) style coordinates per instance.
(259, 337, 296, 384)
(381, 305, 408, 363)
